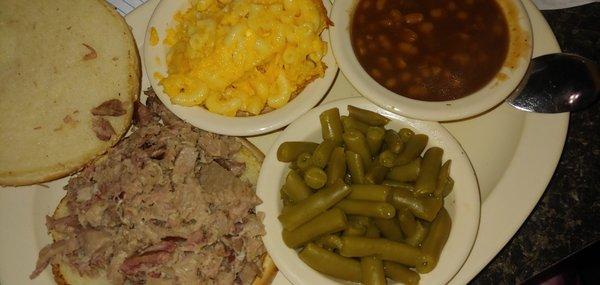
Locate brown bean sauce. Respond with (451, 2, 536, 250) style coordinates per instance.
(351, 0, 509, 101)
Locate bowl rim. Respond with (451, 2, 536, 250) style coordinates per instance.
(329, 0, 534, 122)
(142, 0, 338, 136)
(256, 97, 481, 285)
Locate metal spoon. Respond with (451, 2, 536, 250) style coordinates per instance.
(506, 53, 600, 113)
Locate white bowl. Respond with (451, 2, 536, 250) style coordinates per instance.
(329, 0, 533, 121)
(143, 0, 338, 136)
(257, 97, 480, 285)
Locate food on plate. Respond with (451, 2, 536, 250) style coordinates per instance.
(159, 0, 329, 116)
(276, 105, 453, 284)
(30, 90, 277, 284)
(351, 0, 509, 101)
(0, 0, 140, 186)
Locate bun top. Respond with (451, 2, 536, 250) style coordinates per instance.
(0, 0, 140, 186)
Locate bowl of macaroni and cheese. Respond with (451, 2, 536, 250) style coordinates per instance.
(144, 0, 338, 136)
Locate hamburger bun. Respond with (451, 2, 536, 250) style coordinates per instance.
(0, 0, 140, 186)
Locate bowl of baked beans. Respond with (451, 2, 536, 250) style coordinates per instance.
(330, 0, 533, 121)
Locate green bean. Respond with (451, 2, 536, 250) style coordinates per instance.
(346, 151, 365, 184)
(299, 243, 362, 282)
(382, 180, 415, 192)
(383, 261, 420, 285)
(383, 130, 404, 154)
(389, 188, 442, 222)
(374, 218, 404, 242)
(339, 236, 425, 269)
(303, 167, 327, 189)
(434, 160, 452, 197)
(405, 220, 429, 247)
(366, 127, 385, 155)
(348, 185, 390, 202)
(336, 199, 396, 219)
(398, 128, 415, 143)
(343, 130, 372, 167)
(395, 134, 428, 165)
(283, 208, 347, 248)
(281, 190, 294, 207)
(315, 234, 343, 250)
(350, 215, 372, 228)
(320, 108, 344, 145)
(341, 115, 370, 134)
(442, 177, 454, 197)
(387, 158, 421, 182)
(310, 140, 337, 169)
(364, 162, 389, 185)
(295, 152, 312, 172)
(361, 256, 386, 285)
(419, 208, 451, 273)
(348, 105, 390, 126)
(415, 147, 443, 195)
(397, 207, 417, 237)
(377, 150, 397, 168)
(278, 180, 350, 230)
(344, 220, 367, 237)
(277, 141, 319, 162)
(364, 223, 381, 238)
(283, 170, 312, 202)
(326, 147, 347, 186)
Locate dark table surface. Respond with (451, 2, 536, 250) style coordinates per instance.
(470, 2, 600, 284)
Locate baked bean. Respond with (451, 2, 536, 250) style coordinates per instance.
(400, 72, 411, 82)
(404, 13, 424, 24)
(370, 68, 383, 79)
(376, 0, 387, 11)
(398, 42, 418, 55)
(380, 18, 394, 27)
(378, 35, 392, 50)
(390, 9, 402, 22)
(401, 28, 418, 42)
(456, 11, 468, 20)
(377, 57, 392, 70)
(408, 86, 428, 97)
(395, 58, 407, 70)
(447, 2, 457, 11)
(430, 9, 443, 18)
(385, 78, 398, 88)
(419, 22, 434, 33)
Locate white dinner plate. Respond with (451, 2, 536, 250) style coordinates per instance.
(0, 0, 567, 284)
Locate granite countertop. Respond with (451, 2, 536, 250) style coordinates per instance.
(471, 3, 600, 284)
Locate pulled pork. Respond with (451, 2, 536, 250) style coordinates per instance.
(31, 89, 266, 284)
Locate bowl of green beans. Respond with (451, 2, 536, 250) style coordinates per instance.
(256, 97, 480, 285)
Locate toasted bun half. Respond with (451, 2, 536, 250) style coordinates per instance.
(0, 0, 140, 186)
(49, 137, 277, 285)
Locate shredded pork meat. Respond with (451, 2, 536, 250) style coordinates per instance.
(31, 89, 266, 284)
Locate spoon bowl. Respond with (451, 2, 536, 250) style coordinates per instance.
(507, 53, 600, 113)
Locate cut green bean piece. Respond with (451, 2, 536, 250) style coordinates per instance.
(365, 223, 381, 238)
(310, 140, 337, 169)
(277, 142, 319, 162)
(278, 180, 350, 231)
(398, 128, 415, 143)
(366, 127, 385, 155)
(320, 108, 344, 145)
(434, 160, 452, 197)
(397, 207, 417, 237)
(283, 170, 312, 202)
(374, 218, 404, 242)
(283, 208, 347, 248)
(315, 234, 343, 251)
(395, 134, 428, 165)
(419, 208, 451, 273)
(442, 177, 454, 197)
(295, 152, 312, 172)
(365, 163, 389, 185)
(387, 158, 421, 182)
(361, 256, 386, 285)
(336, 199, 396, 219)
(348, 105, 391, 126)
(299, 243, 362, 282)
(415, 147, 443, 195)
(348, 185, 390, 202)
(383, 261, 420, 285)
(339, 236, 425, 269)
(303, 167, 327, 189)
(346, 151, 365, 184)
(377, 150, 397, 168)
(344, 221, 367, 237)
(384, 130, 404, 154)
(389, 189, 443, 222)
(405, 220, 429, 247)
(341, 115, 370, 134)
(326, 147, 347, 186)
(343, 130, 372, 167)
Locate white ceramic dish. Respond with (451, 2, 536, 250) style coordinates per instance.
(143, 0, 338, 136)
(329, 0, 533, 121)
(0, 1, 568, 284)
(257, 97, 480, 285)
